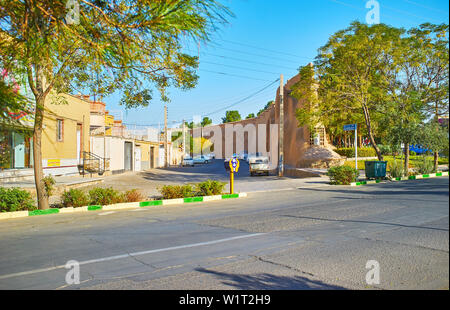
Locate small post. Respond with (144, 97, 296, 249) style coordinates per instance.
(230, 170, 234, 194)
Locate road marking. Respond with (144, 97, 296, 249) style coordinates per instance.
(98, 211, 116, 216)
(0, 233, 266, 280)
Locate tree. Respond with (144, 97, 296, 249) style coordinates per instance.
(246, 113, 255, 119)
(222, 110, 241, 123)
(257, 101, 274, 116)
(313, 22, 405, 160)
(408, 24, 449, 171)
(201, 117, 212, 127)
(0, 0, 232, 209)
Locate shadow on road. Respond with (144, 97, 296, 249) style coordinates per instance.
(194, 267, 347, 290)
(280, 215, 448, 232)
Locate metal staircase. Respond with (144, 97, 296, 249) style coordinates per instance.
(79, 152, 110, 176)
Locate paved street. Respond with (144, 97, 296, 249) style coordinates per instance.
(0, 177, 448, 290)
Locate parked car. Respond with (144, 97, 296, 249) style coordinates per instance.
(193, 155, 209, 164)
(209, 153, 216, 159)
(249, 156, 270, 176)
(248, 152, 263, 163)
(409, 144, 432, 155)
(182, 156, 194, 167)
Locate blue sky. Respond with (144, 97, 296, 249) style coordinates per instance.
(103, 0, 449, 130)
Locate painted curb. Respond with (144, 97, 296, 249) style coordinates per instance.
(351, 171, 448, 186)
(0, 192, 248, 221)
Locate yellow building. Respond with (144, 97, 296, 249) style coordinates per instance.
(41, 93, 90, 176)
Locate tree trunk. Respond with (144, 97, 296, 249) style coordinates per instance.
(404, 143, 410, 177)
(33, 96, 49, 210)
(362, 104, 383, 161)
(434, 151, 439, 172)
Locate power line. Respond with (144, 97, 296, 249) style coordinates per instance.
(211, 39, 312, 60)
(199, 69, 275, 82)
(203, 78, 280, 117)
(204, 45, 312, 64)
(402, 0, 448, 15)
(201, 60, 295, 75)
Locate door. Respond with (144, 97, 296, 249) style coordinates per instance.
(13, 132, 25, 168)
(124, 142, 133, 171)
(134, 146, 141, 171)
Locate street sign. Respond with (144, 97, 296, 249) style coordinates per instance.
(343, 124, 358, 170)
(229, 158, 240, 172)
(343, 124, 357, 131)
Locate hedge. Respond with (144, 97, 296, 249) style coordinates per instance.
(335, 147, 376, 158)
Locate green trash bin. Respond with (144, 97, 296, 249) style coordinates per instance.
(365, 161, 387, 179)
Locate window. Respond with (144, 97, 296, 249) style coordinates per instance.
(56, 119, 64, 142)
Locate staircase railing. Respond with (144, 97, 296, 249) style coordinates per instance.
(79, 152, 110, 176)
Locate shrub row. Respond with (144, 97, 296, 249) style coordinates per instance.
(0, 187, 37, 213)
(61, 187, 145, 208)
(327, 166, 359, 185)
(158, 180, 227, 199)
(334, 147, 377, 158)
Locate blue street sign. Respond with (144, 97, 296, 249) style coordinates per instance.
(231, 158, 237, 168)
(343, 124, 357, 131)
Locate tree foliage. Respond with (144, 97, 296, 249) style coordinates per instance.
(222, 110, 241, 123)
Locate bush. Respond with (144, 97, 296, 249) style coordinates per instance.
(159, 184, 194, 199)
(124, 189, 145, 202)
(335, 147, 376, 158)
(43, 175, 56, 197)
(327, 166, 359, 185)
(89, 187, 125, 205)
(195, 180, 227, 196)
(410, 151, 416, 156)
(415, 158, 434, 175)
(389, 160, 404, 178)
(0, 187, 36, 212)
(61, 189, 89, 208)
(378, 145, 391, 156)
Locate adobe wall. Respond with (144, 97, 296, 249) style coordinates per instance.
(200, 73, 342, 169)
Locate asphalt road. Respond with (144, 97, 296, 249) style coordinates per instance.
(0, 177, 448, 290)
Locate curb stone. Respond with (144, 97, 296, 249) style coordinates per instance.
(350, 171, 448, 186)
(0, 192, 248, 221)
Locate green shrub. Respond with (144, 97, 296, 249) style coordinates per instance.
(89, 187, 125, 205)
(389, 160, 404, 178)
(410, 151, 416, 156)
(415, 158, 434, 174)
(159, 184, 194, 199)
(43, 175, 56, 197)
(0, 187, 36, 212)
(61, 189, 89, 208)
(335, 147, 376, 158)
(195, 180, 227, 196)
(378, 145, 391, 156)
(327, 166, 359, 185)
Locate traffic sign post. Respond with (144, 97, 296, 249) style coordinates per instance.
(229, 158, 240, 194)
(344, 124, 358, 170)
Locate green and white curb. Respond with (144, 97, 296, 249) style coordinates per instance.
(0, 192, 248, 221)
(351, 171, 448, 186)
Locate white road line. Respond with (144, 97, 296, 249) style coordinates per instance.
(98, 211, 116, 216)
(0, 233, 266, 280)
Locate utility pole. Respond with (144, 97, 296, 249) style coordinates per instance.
(164, 105, 168, 168)
(278, 74, 284, 177)
(182, 119, 186, 156)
